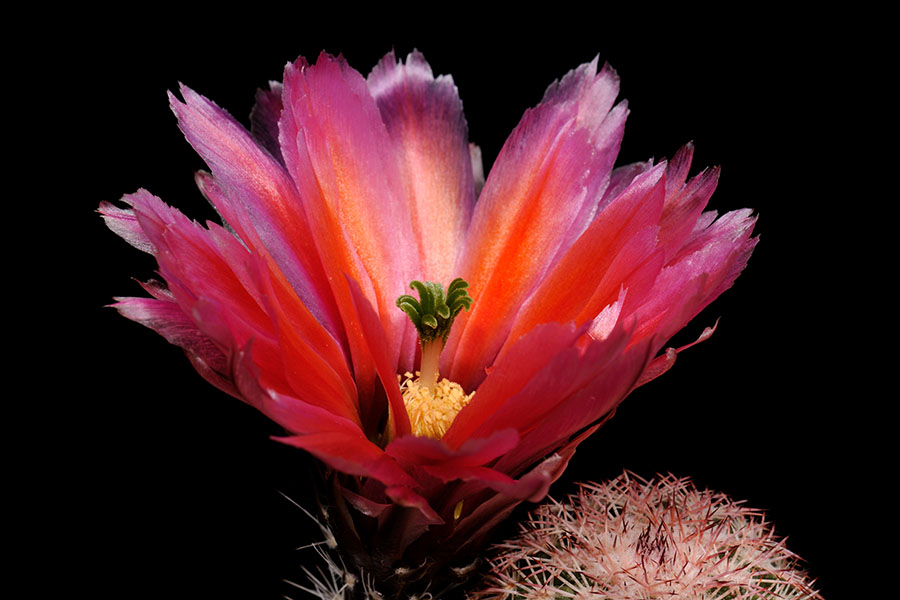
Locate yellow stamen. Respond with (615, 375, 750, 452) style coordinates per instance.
(399, 372, 475, 439)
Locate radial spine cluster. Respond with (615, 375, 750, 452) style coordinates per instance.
(470, 472, 822, 600)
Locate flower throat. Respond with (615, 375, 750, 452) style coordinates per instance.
(396, 279, 473, 439)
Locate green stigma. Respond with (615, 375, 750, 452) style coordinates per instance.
(396, 278, 473, 348)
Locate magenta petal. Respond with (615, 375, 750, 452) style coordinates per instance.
(193, 171, 250, 241)
(123, 190, 338, 409)
(251, 255, 361, 425)
(422, 465, 519, 493)
(658, 143, 721, 262)
(279, 53, 418, 373)
(498, 163, 667, 354)
(425, 433, 593, 503)
(367, 50, 475, 285)
(469, 143, 485, 198)
(98, 198, 154, 254)
(169, 84, 342, 340)
(636, 322, 717, 386)
(341, 487, 391, 519)
(385, 431, 559, 513)
(112, 292, 238, 398)
(603, 159, 654, 205)
(631, 209, 758, 346)
(263, 388, 362, 437)
(446, 58, 628, 387)
(279, 431, 416, 490)
(465, 331, 630, 450)
(125, 190, 272, 339)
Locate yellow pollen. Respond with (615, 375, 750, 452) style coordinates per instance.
(399, 372, 475, 439)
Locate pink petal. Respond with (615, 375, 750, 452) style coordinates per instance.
(469, 325, 634, 452)
(586, 289, 627, 341)
(279, 52, 418, 376)
(341, 487, 391, 519)
(603, 159, 654, 205)
(636, 321, 717, 386)
(421, 465, 523, 496)
(629, 209, 758, 347)
(657, 143, 721, 262)
(469, 143, 485, 198)
(497, 163, 667, 358)
(278, 430, 416, 490)
(367, 50, 476, 285)
(169, 84, 343, 341)
(125, 189, 357, 421)
(192, 171, 250, 242)
(446, 59, 628, 389)
(112, 289, 238, 399)
(98, 199, 154, 254)
(126, 190, 272, 341)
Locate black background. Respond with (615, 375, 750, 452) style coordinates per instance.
(44, 10, 859, 600)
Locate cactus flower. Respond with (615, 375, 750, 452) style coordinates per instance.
(101, 50, 757, 593)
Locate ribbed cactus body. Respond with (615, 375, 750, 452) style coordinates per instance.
(471, 472, 822, 600)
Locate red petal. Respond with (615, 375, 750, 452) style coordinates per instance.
(344, 275, 411, 437)
(443, 322, 582, 448)
(229, 346, 414, 491)
(490, 336, 651, 479)
(384, 486, 444, 524)
(442, 442, 586, 554)
(252, 255, 360, 425)
(386, 428, 519, 468)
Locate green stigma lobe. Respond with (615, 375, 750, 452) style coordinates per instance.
(396, 278, 473, 347)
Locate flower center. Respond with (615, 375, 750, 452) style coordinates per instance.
(399, 372, 475, 439)
(396, 278, 474, 439)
